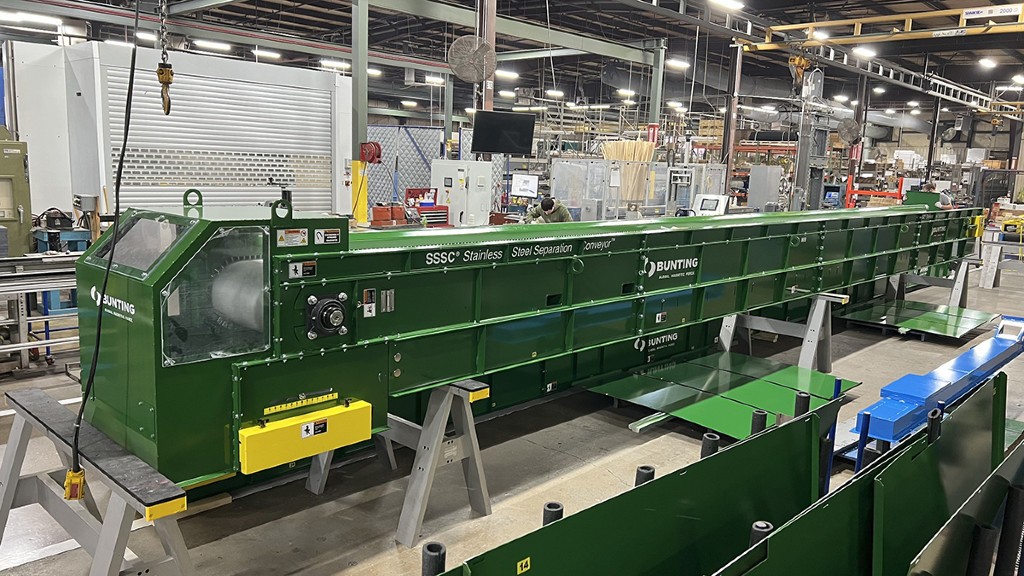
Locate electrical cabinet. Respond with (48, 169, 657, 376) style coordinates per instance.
(747, 165, 784, 213)
(0, 128, 32, 256)
(430, 159, 494, 227)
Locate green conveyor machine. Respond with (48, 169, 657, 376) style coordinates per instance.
(75, 192, 979, 489)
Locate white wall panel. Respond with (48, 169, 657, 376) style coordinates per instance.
(7, 42, 72, 212)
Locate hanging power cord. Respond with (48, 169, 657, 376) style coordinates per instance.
(64, 0, 141, 501)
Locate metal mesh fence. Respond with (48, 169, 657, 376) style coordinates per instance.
(365, 126, 444, 204)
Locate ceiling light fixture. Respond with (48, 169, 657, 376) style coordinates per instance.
(498, 90, 516, 98)
(667, 101, 683, 108)
(885, 108, 896, 114)
(0, 12, 62, 26)
(907, 100, 919, 107)
(833, 94, 849, 102)
(495, 69, 519, 79)
(425, 75, 445, 85)
(853, 46, 877, 59)
(1015, 74, 1024, 84)
(851, 100, 860, 106)
(873, 86, 886, 94)
(622, 99, 636, 105)
(617, 88, 636, 96)
(104, 40, 134, 48)
(545, 89, 564, 98)
(980, 58, 997, 69)
(465, 108, 476, 114)
(320, 59, 351, 69)
(811, 30, 829, 41)
(401, 100, 417, 108)
(252, 49, 281, 60)
(910, 109, 922, 115)
(193, 39, 232, 51)
(761, 105, 776, 111)
(941, 107, 950, 112)
(709, 0, 744, 10)
(666, 58, 692, 70)
(367, 68, 383, 76)
(136, 31, 157, 42)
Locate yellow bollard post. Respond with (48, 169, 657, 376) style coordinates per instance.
(351, 160, 368, 224)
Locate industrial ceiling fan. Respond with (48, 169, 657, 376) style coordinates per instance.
(447, 35, 497, 83)
(836, 118, 862, 145)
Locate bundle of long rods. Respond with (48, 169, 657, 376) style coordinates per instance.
(602, 140, 655, 202)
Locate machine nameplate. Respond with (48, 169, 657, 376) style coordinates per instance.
(581, 238, 616, 254)
(263, 392, 339, 416)
(417, 248, 504, 269)
(277, 228, 308, 247)
(509, 242, 575, 261)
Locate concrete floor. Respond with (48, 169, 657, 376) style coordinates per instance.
(3, 270, 1024, 575)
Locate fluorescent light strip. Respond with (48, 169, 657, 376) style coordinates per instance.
(193, 39, 231, 51)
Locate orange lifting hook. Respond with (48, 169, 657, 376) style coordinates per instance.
(156, 62, 174, 115)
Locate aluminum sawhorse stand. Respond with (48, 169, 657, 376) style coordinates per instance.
(888, 259, 971, 308)
(376, 381, 492, 547)
(719, 291, 849, 372)
(0, 389, 195, 576)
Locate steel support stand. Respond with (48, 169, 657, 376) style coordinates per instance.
(383, 382, 492, 547)
(304, 450, 334, 495)
(894, 259, 970, 308)
(720, 292, 847, 372)
(0, 413, 195, 576)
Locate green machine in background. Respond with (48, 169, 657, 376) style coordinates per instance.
(0, 127, 32, 256)
(76, 193, 979, 490)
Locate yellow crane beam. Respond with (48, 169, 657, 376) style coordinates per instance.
(744, 3, 1024, 52)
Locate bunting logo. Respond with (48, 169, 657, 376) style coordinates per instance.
(645, 257, 699, 278)
(90, 286, 136, 321)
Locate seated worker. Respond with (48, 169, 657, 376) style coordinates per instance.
(923, 182, 954, 210)
(524, 197, 575, 223)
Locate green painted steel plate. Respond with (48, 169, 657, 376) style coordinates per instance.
(688, 352, 860, 398)
(671, 395, 778, 439)
(640, 362, 756, 395)
(587, 374, 677, 403)
(872, 376, 1000, 576)
(722, 379, 829, 417)
(687, 351, 787, 380)
(839, 300, 998, 339)
(764, 366, 860, 398)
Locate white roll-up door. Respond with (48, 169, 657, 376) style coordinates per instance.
(106, 66, 333, 211)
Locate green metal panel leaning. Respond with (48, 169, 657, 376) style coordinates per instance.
(75, 190, 980, 489)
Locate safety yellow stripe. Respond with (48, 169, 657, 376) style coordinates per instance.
(468, 388, 491, 403)
(264, 393, 339, 416)
(145, 496, 187, 521)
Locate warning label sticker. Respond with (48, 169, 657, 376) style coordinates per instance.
(314, 228, 342, 245)
(277, 228, 308, 248)
(301, 419, 328, 439)
(363, 289, 377, 318)
(288, 261, 317, 279)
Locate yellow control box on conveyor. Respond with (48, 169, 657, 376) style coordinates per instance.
(238, 401, 371, 474)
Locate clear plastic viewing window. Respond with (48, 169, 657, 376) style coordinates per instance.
(161, 226, 270, 366)
(95, 214, 190, 273)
